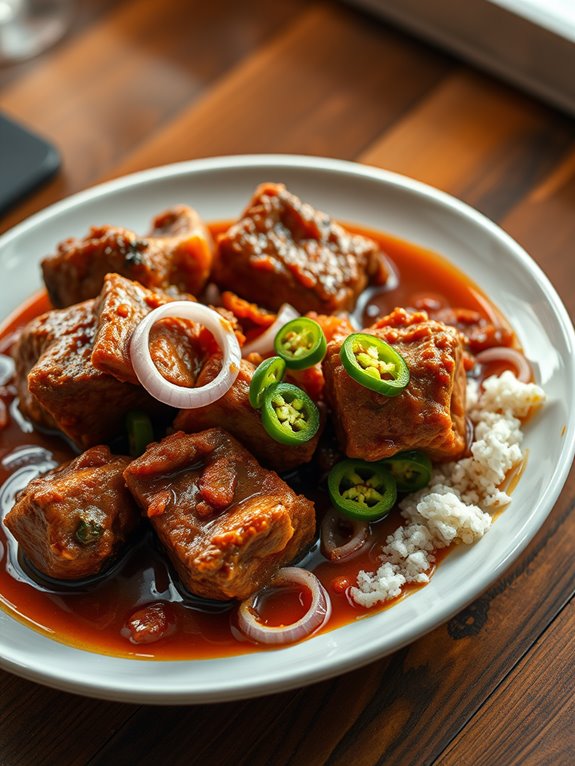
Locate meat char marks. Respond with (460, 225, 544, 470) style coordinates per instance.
(5, 446, 139, 580)
(42, 205, 213, 308)
(124, 429, 316, 601)
(214, 182, 389, 314)
(323, 308, 467, 462)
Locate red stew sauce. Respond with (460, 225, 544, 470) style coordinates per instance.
(0, 226, 512, 659)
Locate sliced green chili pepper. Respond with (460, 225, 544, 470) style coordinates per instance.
(261, 382, 320, 446)
(340, 332, 409, 397)
(249, 356, 287, 409)
(75, 519, 104, 546)
(382, 450, 432, 492)
(327, 458, 397, 521)
(126, 410, 154, 457)
(274, 317, 327, 370)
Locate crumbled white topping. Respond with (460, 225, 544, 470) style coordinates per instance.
(351, 372, 545, 608)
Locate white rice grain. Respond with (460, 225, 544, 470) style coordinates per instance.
(351, 371, 545, 608)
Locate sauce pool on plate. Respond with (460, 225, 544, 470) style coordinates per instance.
(0, 223, 513, 659)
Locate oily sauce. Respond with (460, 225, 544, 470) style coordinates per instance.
(0, 225, 510, 659)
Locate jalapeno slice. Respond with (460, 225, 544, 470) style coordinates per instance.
(274, 317, 327, 370)
(340, 333, 409, 397)
(261, 382, 320, 445)
(126, 411, 154, 457)
(249, 356, 287, 409)
(327, 459, 397, 521)
(382, 450, 432, 492)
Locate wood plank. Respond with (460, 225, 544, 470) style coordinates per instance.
(502, 144, 575, 319)
(104, 3, 453, 178)
(0, 671, 137, 766)
(360, 69, 573, 220)
(0, 0, 307, 232)
(0, 0, 121, 90)
(437, 599, 575, 766)
(86, 689, 305, 766)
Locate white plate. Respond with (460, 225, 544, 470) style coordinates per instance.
(0, 155, 573, 704)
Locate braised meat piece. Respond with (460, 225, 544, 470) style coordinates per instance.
(11, 301, 74, 432)
(12, 300, 164, 448)
(92, 273, 203, 387)
(42, 205, 213, 308)
(91, 274, 246, 386)
(123, 429, 316, 601)
(174, 357, 321, 472)
(4, 446, 139, 580)
(323, 308, 467, 462)
(214, 183, 388, 314)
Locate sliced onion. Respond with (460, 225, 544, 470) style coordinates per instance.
(1, 445, 56, 473)
(475, 346, 531, 383)
(0, 354, 15, 387)
(237, 567, 331, 645)
(130, 301, 241, 408)
(321, 509, 370, 562)
(241, 303, 300, 357)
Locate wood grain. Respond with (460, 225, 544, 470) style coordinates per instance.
(361, 68, 573, 220)
(503, 145, 575, 318)
(0, 1, 574, 765)
(0, 0, 307, 232)
(106, 3, 452, 177)
(438, 598, 575, 766)
(0, 673, 135, 766)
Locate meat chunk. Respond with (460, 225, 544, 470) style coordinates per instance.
(91, 273, 204, 387)
(123, 429, 316, 601)
(91, 274, 245, 386)
(12, 302, 70, 431)
(12, 300, 164, 448)
(42, 205, 213, 308)
(323, 308, 467, 462)
(214, 183, 387, 313)
(4, 446, 139, 580)
(173, 357, 321, 472)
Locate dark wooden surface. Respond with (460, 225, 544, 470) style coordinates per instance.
(1, 2, 574, 764)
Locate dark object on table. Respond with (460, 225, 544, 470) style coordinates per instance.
(0, 112, 60, 215)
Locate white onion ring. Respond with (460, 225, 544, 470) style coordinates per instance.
(475, 346, 531, 383)
(321, 508, 369, 562)
(130, 301, 241, 408)
(237, 567, 331, 645)
(241, 303, 300, 357)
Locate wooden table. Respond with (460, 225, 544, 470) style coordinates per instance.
(1, 2, 574, 764)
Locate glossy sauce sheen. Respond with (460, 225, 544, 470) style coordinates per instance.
(0, 225, 507, 659)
